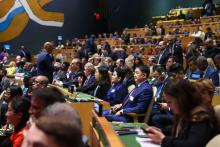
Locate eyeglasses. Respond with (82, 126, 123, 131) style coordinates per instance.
(33, 80, 43, 84)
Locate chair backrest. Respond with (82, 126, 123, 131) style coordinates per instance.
(214, 105, 220, 127)
(206, 134, 220, 147)
(143, 86, 157, 123)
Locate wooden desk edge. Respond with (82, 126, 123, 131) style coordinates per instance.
(48, 84, 75, 97)
(92, 111, 125, 147)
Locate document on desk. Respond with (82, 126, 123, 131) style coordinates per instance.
(136, 137, 161, 147)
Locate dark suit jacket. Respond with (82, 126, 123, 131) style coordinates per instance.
(0, 76, 10, 91)
(19, 49, 31, 62)
(158, 43, 183, 65)
(0, 100, 8, 127)
(162, 120, 218, 147)
(37, 51, 53, 83)
(63, 70, 84, 88)
(203, 65, 219, 86)
(76, 75, 96, 95)
(122, 81, 153, 114)
(92, 82, 111, 100)
(105, 82, 128, 106)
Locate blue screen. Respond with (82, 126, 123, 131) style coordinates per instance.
(4, 44, 10, 50)
(57, 36, 63, 41)
(191, 73, 201, 79)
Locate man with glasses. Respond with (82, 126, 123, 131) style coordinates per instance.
(25, 75, 49, 99)
(32, 76, 49, 90)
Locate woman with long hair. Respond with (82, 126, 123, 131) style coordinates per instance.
(147, 79, 219, 147)
(0, 85, 23, 127)
(1, 96, 30, 147)
(93, 66, 111, 99)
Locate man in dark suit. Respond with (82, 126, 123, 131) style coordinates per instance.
(37, 42, 54, 83)
(157, 35, 183, 66)
(105, 65, 153, 122)
(196, 56, 219, 86)
(84, 35, 97, 55)
(55, 58, 83, 92)
(0, 69, 10, 92)
(76, 62, 96, 95)
(19, 45, 31, 62)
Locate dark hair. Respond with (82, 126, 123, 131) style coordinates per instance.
(23, 76, 30, 88)
(167, 55, 177, 63)
(55, 58, 61, 63)
(63, 62, 70, 69)
(152, 65, 165, 75)
(163, 79, 205, 137)
(32, 87, 65, 107)
(10, 96, 30, 132)
(214, 54, 220, 61)
(123, 66, 133, 78)
(114, 68, 126, 82)
(164, 79, 200, 114)
(10, 85, 23, 98)
(117, 59, 125, 65)
(0, 69, 7, 76)
(74, 58, 82, 70)
(169, 63, 184, 76)
(97, 66, 111, 85)
(187, 56, 197, 64)
(135, 65, 150, 78)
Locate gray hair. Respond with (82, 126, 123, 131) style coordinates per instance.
(41, 102, 81, 128)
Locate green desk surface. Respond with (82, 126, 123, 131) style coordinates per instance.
(65, 92, 102, 102)
(112, 123, 148, 147)
(94, 122, 148, 147)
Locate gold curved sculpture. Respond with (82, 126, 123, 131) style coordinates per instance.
(0, 0, 64, 42)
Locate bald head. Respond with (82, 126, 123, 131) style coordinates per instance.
(44, 42, 54, 53)
(32, 75, 49, 89)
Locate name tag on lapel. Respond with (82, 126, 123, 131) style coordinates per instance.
(111, 89, 116, 92)
(129, 96, 134, 101)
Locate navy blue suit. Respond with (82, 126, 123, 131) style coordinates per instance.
(203, 65, 219, 86)
(19, 49, 31, 62)
(76, 75, 96, 95)
(63, 70, 84, 89)
(84, 37, 97, 55)
(105, 83, 128, 106)
(37, 51, 53, 83)
(158, 43, 183, 65)
(105, 81, 153, 122)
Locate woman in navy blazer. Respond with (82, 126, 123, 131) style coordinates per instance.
(105, 68, 128, 106)
(105, 65, 153, 122)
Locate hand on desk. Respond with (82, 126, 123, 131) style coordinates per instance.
(111, 104, 122, 113)
(146, 126, 165, 145)
(115, 109, 123, 116)
(53, 80, 63, 87)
